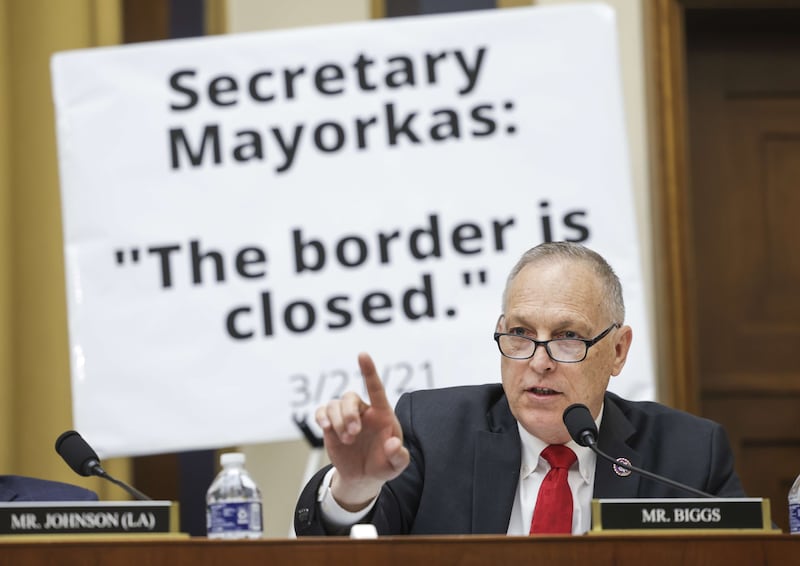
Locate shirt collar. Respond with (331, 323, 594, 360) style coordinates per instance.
(517, 403, 604, 485)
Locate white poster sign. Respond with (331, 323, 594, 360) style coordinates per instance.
(52, 4, 655, 457)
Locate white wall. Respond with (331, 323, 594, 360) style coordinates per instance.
(224, 0, 653, 538)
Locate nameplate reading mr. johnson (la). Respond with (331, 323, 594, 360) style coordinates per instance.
(0, 501, 178, 535)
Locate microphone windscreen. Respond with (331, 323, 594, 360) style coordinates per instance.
(55, 430, 100, 477)
(563, 404, 598, 446)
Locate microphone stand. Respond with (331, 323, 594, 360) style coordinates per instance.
(90, 463, 153, 501)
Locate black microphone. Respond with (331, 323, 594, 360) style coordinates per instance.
(562, 403, 714, 499)
(55, 430, 152, 501)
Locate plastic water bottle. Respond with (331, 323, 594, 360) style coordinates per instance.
(206, 452, 263, 539)
(790, 472, 800, 534)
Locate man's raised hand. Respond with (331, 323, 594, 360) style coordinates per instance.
(315, 353, 410, 510)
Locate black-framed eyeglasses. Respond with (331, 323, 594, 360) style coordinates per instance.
(493, 322, 620, 363)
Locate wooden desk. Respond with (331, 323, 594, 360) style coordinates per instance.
(0, 533, 797, 566)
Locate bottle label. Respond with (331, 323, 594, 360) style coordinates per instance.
(790, 502, 800, 534)
(207, 501, 262, 535)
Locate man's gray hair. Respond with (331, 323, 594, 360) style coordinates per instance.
(501, 242, 625, 323)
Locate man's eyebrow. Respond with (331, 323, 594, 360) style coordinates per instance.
(553, 319, 581, 329)
(503, 314, 531, 326)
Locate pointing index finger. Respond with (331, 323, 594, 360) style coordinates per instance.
(358, 352, 391, 410)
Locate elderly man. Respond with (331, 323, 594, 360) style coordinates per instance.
(294, 242, 745, 535)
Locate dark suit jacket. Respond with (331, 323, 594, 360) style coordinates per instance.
(294, 386, 745, 535)
(0, 475, 98, 502)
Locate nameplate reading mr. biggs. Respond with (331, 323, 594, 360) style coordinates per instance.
(0, 501, 177, 535)
(591, 498, 774, 533)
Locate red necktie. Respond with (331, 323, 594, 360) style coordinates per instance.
(530, 444, 577, 534)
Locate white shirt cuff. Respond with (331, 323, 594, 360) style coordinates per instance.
(317, 467, 378, 529)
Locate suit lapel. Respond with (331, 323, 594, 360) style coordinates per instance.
(472, 395, 520, 534)
(593, 395, 642, 499)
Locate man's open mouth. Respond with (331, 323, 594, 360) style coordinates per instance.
(527, 387, 561, 396)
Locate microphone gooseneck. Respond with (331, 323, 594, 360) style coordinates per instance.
(55, 430, 152, 501)
(562, 403, 714, 499)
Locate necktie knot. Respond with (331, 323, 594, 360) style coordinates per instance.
(541, 444, 576, 470)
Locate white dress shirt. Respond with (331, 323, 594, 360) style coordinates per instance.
(318, 407, 603, 534)
(506, 422, 597, 535)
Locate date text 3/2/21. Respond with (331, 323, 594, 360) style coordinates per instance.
(289, 360, 434, 412)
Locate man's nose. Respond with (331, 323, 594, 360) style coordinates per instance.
(528, 341, 555, 373)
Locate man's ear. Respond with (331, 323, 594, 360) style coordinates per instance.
(611, 325, 633, 376)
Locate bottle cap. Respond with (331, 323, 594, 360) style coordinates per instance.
(220, 452, 245, 466)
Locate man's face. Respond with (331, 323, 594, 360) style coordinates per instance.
(499, 259, 632, 444)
